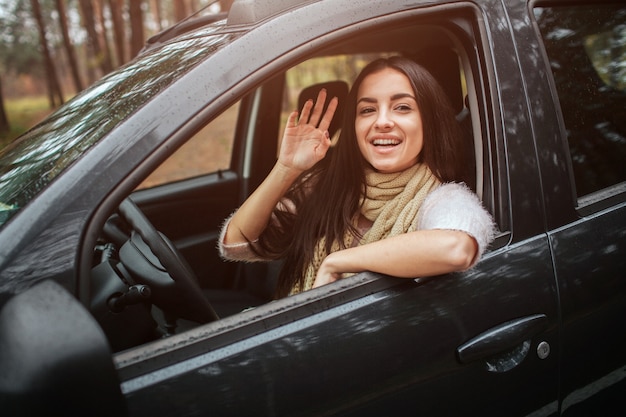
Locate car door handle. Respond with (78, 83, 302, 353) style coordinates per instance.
(456, 314, 548, 364)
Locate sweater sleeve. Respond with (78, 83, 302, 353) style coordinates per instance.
(217, 212, 267, 262)
(415, 183, 497, 264)
(217, 197, 296, 262)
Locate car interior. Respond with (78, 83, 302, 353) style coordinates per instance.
(87, 11, 496, 352)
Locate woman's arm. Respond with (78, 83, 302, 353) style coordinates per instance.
(223, 89, 338, 246)
(313, 183, 496, 287)
(313, 229, 478, 287)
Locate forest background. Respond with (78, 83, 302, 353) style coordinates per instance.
(0, 0, 234, 148)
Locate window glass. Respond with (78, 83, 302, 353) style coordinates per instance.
(0, 28, 236, 228)
(534, 4, 626, 199)
(138, 101, 239, 189)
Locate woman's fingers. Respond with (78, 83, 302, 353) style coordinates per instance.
(298, 99, 314, 126)
(286, 110, 300, 128)
(318, 96, 338, 133)
(297, 88, 337, 129)
(306, 89, 328, 127)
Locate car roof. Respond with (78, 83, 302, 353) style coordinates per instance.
(142, 0, 315, 52)
(226, 0, 317, 26)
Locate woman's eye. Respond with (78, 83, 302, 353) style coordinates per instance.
(358, 107, 375, 115)
(395, 104, 412, 112)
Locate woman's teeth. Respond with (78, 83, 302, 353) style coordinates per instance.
(372, 138, 400, 146)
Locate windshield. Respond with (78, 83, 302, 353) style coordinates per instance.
(0, 21, 237, 229)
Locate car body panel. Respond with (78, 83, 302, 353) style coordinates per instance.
(551, 206, 626, 416)
(120, 237, 559, 416)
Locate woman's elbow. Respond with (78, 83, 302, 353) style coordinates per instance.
(446, 232, 479, 271)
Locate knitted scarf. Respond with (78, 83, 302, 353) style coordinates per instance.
(292, 163, 440, 294)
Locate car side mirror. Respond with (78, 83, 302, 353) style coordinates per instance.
(0, 280, 127, 416)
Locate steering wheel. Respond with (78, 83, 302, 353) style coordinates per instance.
(117, 198, 218, 323)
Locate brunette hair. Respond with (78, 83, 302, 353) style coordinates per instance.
(260, 56, 466, 297)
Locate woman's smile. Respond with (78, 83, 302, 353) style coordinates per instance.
(371, 136, 402, 147)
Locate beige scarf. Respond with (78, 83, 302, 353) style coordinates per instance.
(292, 163, 440, 294)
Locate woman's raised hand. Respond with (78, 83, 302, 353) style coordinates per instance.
(224, 90, 338, 246)
(278, 89, 338, 173)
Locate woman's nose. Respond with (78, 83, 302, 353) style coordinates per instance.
(374, 110, 393, 130)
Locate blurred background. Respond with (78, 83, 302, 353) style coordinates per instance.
(0, 0, 234, 148)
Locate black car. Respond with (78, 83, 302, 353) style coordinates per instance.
(1, 0, 625, 415)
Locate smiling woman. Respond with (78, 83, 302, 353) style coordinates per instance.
(219, 56, 496, 297)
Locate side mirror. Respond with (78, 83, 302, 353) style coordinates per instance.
(0, 280, 127, 416)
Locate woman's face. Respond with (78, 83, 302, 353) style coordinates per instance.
(355, 68, 424, 173)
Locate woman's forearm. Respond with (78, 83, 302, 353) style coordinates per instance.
(223, 162, 301, 245)
(314, 229, 478, 287)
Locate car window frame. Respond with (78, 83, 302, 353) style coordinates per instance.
(79, 1, 509, 383)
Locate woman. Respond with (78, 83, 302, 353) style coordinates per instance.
(219, 56, 495, 298)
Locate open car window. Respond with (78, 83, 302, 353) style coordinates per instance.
(91, 4, 499, 356)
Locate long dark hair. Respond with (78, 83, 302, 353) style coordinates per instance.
(260, 56, 465, 297)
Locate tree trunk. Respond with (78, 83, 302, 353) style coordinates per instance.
(30, 0, 64, 108)
(79, 0, 113, 78)
(94, 0, 114, 71)
(150, 0, 163, 31)
(55, 0, 84, 92)
(109, 0, 126, 66)
(0, 75, 9, 135)
(129, 0, 145, 58)
(219, 0, 234, 12)
(173, 0, 188, 22)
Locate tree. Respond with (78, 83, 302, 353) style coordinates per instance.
(219, 0, 233, 12)
(129, 0, 145, 57)
(94, 0, 114, 72)
(79, 0, 113, 80)
(0, 75, 9, 135)
(150, 0, 163, 31)
(30, 0, 64, 108)
(55, 0, 84, 92)
(173, 0, 188, 22)
(109, 0, 126, 66)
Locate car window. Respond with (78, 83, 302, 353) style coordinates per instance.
(98, 6, 500, 356)
(0, 25, 236, 229)
(534, 4, 626, 202)
(137, 101, 239, 189)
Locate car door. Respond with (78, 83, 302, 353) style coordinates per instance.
(527, 2, 626, 414)
(111, 2, 563, 416)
